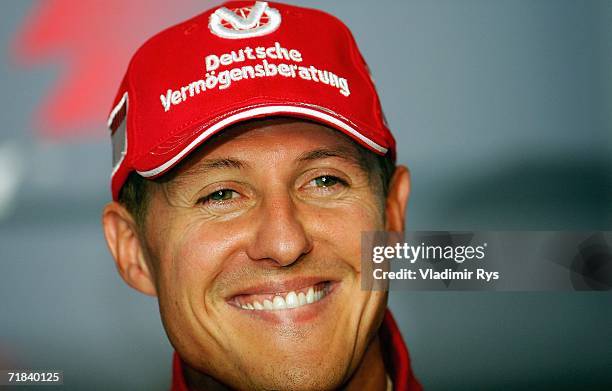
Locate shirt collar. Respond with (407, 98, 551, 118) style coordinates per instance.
(171, 309, 421, 391)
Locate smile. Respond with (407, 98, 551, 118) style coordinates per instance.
(231, 281, 332, 311)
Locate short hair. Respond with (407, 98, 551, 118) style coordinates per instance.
(118, 129, 396, 228)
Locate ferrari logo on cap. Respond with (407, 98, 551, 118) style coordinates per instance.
(209, 1, 281, 39)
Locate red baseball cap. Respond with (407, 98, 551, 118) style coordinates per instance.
(107, 0, 396, 200)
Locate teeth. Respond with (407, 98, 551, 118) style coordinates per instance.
(306, 287, 314, 304)
(272, 296, 286, 310)
(298, 292, 307, 306)
(285, 292, 299, 308)
(238, 284, 329, 311)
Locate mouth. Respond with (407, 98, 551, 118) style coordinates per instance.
(229, 280, 335, 311)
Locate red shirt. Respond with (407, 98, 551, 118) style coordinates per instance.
(171, 310, 421, 391)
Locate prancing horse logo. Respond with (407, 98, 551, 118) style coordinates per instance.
(209, 1, 281, 39)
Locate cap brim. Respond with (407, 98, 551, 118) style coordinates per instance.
(133, 103, 388, 179)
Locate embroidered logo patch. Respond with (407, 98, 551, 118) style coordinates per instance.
(209, 1, 281, 39)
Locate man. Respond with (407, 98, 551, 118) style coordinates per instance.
(102, 1, 421, 390)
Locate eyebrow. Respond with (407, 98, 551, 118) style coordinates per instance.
(297, 146, 369, 171)
(161, 157, 248, 194)
(297, 147, 361, 165)
(195, 158, 247, 171)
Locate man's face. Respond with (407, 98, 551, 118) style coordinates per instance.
(142, 119, 388, 390)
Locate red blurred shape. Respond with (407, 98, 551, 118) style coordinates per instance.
(12, 0, 216, 138)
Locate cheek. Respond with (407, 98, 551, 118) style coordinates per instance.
(309, 199, 383, 264)
(157, 220, 233, 299)
(153, 219, 244, 355)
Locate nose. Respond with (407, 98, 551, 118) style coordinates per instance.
(246, 194, 313, 267)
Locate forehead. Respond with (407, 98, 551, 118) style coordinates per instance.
(164, 118, 368, 179)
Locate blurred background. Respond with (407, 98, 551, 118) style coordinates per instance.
(1, 0, 611, 389)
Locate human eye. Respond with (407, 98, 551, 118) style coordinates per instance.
(194, 182, 254, 215)
(198, 188, 240, 205)
(303, 174, 349, 195)
(311, 175, 345, 188)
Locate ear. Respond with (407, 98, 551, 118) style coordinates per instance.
(384, 165, 411, 232)
(102, 202, 157, 296)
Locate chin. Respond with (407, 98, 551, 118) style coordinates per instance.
(217, 327, 355, 389)
(235, 358, 348, 391)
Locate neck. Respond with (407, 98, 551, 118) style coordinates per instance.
(182, 334, 388, 391)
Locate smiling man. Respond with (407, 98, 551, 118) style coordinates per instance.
(102, 1, 420, 390)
